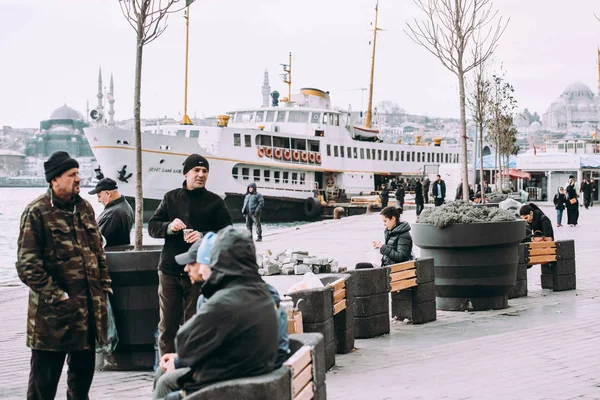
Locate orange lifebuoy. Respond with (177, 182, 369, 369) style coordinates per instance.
(315, 153, 322, 163)
(274, 148, 282, 159)
(265, 147, 273, 157)
(308, 152, 315, 163)
(300, 151, 308, 162)
(283, 149, 291, 160)
(292, 150, 300, 161)
(257, 147, 265, 157)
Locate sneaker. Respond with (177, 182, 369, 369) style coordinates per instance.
(256, 238, 262, 242)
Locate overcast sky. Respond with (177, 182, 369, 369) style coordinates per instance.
(1, 0, 599, 128)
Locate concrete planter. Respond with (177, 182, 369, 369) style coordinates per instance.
(412, 220, 526, 311)
(99, 245, 162, 370)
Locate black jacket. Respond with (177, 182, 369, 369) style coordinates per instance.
(175, 227, 278, 392)
(529, 210, 554, 241)
(380, 221, 413, 266)
(432, 180, 446, 199)
(553, 193, 566, 210)
(98, 196, 134, 247)
(414, 182, 424, 204)
(148, 182, 232, 275)
(395, 187, 405, 202)
(380, 188, 390, 202)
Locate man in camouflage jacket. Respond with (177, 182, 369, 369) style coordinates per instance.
(16, 151, 112, 400)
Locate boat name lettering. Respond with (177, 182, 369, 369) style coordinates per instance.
(148, 167, 182, 174)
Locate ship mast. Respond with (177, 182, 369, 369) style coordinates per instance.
(281, 52, 292, 102)
(365, 0, 380, 129)
(181, 5, 192, 125)
(597, 47, 600, 96)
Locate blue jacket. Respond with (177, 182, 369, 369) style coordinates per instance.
(242, 183, 264, 215)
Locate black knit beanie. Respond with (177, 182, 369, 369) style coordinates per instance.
(44, 151, 79, 183)
(183, 154, 209, 175)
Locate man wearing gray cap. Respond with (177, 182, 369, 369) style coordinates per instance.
(89, 177, 134, 247)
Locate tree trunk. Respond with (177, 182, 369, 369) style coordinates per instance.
(134, 29, 144, 251)
(479, 121, 485, 203)
(458, 67, 470, 201)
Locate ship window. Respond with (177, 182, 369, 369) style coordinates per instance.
(308, 140, 320, 152)
(273, 136, 290, 148)
(366, 148, 371, 159)
(238, 111, 254, 122)
(264, 170, 270, 182)
(558, 143, 565, 149)
(347, 147, 352, 158)
(567, 143, 574, 149)
(329, 114, 335, 125)
(232, 167, 239, 179)
(417, 152, 421, 162)
(340, 146, 345, 158)
(300, 173, 306, 185)
(577, 142, 584, 148)
(395, 151, 399, 162)
(274, 170, 280, 184)
(427, 153, 430, 162)
(327, 144, 331, 156)
(177, 130, 186, 137)
(291, 138, 307, 150)
(401, 151, 404, 161)
(412, 152, 416, 162)
(378, 150, 382, 160)
(372, 149, 376, 159)
(334, 146, 339, 157)
(334, 115, 340, 126)
(360, 148, 365, 159)
(190, 130, 200, 138)
(322, 113, 328, 124)
(253, 169, 260, 181)
(242, 167, 249, 180)
(234, 133, 241, 146)
(257, 135, 272, 146)
(383, 151, 388, 161)
(245, 135, 251, 147)
(422, 152, 425, 162)
(315, 130, 324, 137)
(283, 171, 289, 184)
(255, 111, 264, 123)
(445, 154, 448, 163)
(311, 113, 321, 124)
(292, 172, 298, 185)
(266, 111, 275, 122)
(436, 153, 440, 163)
(276, 111, 286, 122)
(289, 111, 310, 123)
(407, 152, 411, 162)
(354, 147, 358, 158)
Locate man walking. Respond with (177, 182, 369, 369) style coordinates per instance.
(380, 184, 390, 208)
(242, 183, 264, 242)
(89, 177, 134, 247)
(432, 174, 446, 206)
(16, 151, 112, 400)
(423, 178, 430, 204)
(414, 178, 424, 216)
(149, 154, 232, 357)
(581, 178, 593, 209)
(394, 183, 405, 209)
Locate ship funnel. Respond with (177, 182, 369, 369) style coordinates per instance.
(216, 115, 230, 127)
(415, 135, 422, 145)
(433, 137, 443, 147)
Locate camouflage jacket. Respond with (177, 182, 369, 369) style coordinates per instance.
(16, 189, 112, 351)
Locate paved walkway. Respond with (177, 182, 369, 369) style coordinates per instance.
(1, 204, 599, 399)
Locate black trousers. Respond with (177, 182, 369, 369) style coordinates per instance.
(28, 349, 95, 400)
(434, 198, 444, 207)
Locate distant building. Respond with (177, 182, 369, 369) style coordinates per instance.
(0, 149, 26, 177)
(542, 82, 600, 133)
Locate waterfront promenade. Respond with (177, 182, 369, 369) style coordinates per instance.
(1, 205, 600, 399)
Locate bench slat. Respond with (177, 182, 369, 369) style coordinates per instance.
(388, 261, 416, 273)
(528, 248, 557, 256)
(293, 363, 313, 396)
(526, 241, 556, 249)
(528, 255, 557, 265)
(333, 299, 347, 315)
(283, 346, 312, 377)
(390, 269, 417, 283)
(333, 288, 346, 303)
(390, 278, 418, 292)
(328, 278, 345, 292)
(295, 381, 315, 400)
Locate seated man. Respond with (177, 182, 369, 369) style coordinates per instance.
(153, 227, 279, 400)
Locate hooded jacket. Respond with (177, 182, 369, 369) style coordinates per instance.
(241, 183, 264, 215)
(175, 226, 278, 392)
(148, 181, 232, 275)
(380, 221, 413, 266)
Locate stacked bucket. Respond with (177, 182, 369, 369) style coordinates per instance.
(349, 267, 391, 338)
(508, 244, 529, 299)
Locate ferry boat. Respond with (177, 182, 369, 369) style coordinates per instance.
(83, 1, 462, 221)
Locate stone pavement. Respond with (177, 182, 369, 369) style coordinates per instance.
(1, 204, 599, 399)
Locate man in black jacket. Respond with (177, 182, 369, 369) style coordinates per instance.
(153, 226, 278, 400)
(149, 154, 232, 357)
(432, 175, 446, 206)
(89, 177, 134, 247)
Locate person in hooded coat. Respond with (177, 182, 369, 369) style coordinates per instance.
(414, 178, 424, 216)
(242, 183, 265, 242)
(519, 203, 554, 242)
(152, 226, 278, 400)
(373, 206, 413, 266)
(379, 184, 390, 208)
(565, 177, 579, 226)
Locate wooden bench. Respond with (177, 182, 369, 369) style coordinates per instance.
(328, 278, 347, 315)
(389, 260, 418, 292)
(526, 241, 559, 265)
(524, 240, 576, 291)
(387, 258, 437, 324)
(283, 346, 315, 400)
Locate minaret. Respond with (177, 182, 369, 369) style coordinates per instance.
(86, 100, 90, 122)
(97, 67, 104, 114)
(597, 48, 600, 96)
(262, 69, 270, 107)
(108, 74, 115, 126)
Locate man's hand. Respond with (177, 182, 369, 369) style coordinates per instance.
(169, 218, 187, 233)
(373, 241, 382, 249)
(159, 353, 178, 372)
(184, 231, 202, 244)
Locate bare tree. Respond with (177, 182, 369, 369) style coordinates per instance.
(119, 0, 184, 250)
(405, 0, 508, 201)
(468, 59, 491, 202)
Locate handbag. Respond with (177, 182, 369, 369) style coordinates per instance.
(569, 198, 577, 205)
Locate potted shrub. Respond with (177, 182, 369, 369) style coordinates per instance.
(412, 201, 526, 311)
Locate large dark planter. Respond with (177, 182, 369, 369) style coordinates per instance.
(412, 220, 526, 311)
(100, 245, 162, 370)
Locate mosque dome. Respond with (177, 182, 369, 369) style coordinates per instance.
(49, 105, 83, 121)
(562, 82, 594, 99)
(577, 103, 588, 111)
(530, 121, 541, 130)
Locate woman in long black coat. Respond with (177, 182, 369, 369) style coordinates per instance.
(565, 178, 579, 226)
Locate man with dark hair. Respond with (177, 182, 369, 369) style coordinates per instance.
(432, 174, 446, 206)
(149, 154, 232, 358)
(16, 151, 112, 399)
(89, 177, 134, 247)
